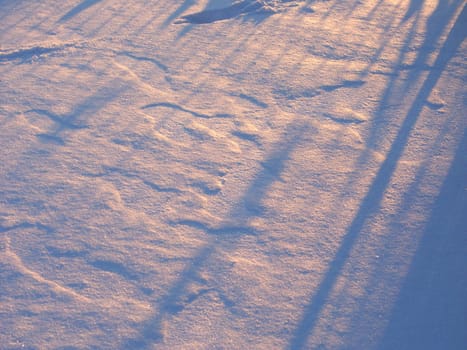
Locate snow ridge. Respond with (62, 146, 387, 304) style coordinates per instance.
(177, 0, 301, 24)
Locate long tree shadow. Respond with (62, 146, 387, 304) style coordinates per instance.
(402, 0, 464, 93)
(122, 119, 313, 349)
(362, 0, 463, 151)
(377, 131, 467, 350)
(287, 3, 466, 349)
(403, 0, 424, 21)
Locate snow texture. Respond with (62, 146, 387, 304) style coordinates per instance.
(0, 0, 466, 349)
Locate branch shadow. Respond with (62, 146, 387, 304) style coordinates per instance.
(287, 2, 466, 349)
(27, 82, 126, 146)
(121, 119, 313, 349)
(402, 0, 464, 93)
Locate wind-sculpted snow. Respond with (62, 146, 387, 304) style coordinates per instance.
(1, 0, 466, 349)
(178, 0, 301, 24)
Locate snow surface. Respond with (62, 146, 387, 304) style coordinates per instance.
(0, 0, 466, 349)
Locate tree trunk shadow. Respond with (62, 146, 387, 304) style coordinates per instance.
(287, 3, 466, 349)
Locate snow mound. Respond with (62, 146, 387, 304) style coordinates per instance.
(177, 0, 301, 24)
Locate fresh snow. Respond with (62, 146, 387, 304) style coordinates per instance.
(0, 0, 466, 349)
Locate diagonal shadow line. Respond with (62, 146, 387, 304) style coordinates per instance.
(362, 8, 421, 148)
(403, 0, 424, 21)
(59, 0, 104, 22)
(377, 129, 467, 350)
(122, 119, 313, 349)
(162, 0, 197, 27)
(338, 108, 460, 347)
(402, 0, 463, 94)
(288, 4, 466, 349)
